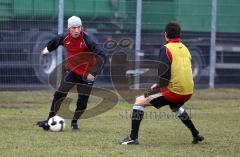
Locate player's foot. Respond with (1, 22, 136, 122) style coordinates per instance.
(71, 122, 80, 131)
(192, 133, 204, 144)
(36, 120, 49, 131)
(119, 137, 139, 145)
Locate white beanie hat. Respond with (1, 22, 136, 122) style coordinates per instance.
(68, 16, 82, 29)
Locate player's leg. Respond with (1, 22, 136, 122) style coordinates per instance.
(120, 92, 168, 145)
(37, 70, 75, 130)
(171, 105, 204, 144)
(71, 82, 93, 130)
(120, 95, 150, 145)
(48, 70, 76, 119)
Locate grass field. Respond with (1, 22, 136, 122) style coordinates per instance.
(0, 88, 239, 157)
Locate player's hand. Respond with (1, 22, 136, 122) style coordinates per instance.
(86, 73, 95, 82)
(41, 47, 50, 55)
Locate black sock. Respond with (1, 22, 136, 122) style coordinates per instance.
(130, 109, 144, 140)
(48, 112, 56, 119)
(72, 109, 85, 124)
(178, 111, 199, 137)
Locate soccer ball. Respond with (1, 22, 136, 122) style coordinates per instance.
(48, 115, 65, 132)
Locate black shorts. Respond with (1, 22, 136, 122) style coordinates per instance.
(57, 70, 93, 97)
(144, 88, 184, 110)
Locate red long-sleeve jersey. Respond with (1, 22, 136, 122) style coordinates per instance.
(46, 31, 106, 77)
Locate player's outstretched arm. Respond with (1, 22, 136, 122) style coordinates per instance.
(41, 34, 65, 55)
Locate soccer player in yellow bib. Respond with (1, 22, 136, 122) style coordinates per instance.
(120, 22, 204, 145)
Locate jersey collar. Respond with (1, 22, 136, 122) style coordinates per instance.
(168, 38, 181, 43)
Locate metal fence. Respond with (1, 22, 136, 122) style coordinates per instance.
(0, 0, 240, 90)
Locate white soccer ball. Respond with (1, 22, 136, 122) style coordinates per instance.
(48, 115, 65, 132)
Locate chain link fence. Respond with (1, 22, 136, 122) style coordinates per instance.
(0, 0, 240, 90)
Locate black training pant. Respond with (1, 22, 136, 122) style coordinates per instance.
(49, 70, 93, 119)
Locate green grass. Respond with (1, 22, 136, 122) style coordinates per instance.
(0, 89, 240, 157)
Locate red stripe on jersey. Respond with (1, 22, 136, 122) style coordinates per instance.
(165, 48, 172, 63)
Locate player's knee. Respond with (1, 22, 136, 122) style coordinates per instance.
(135, 95, 146, 104)
(171, 107, 178, 112)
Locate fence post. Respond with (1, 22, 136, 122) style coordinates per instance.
(209, 0, 217, 88)
(57, 0, 64, 87)
(134, 0, 142, 90)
